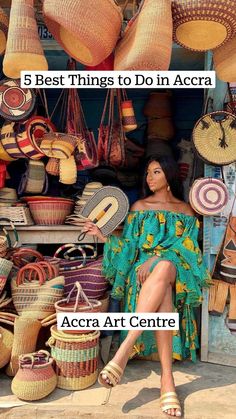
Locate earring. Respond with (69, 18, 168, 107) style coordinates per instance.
(167, 185, 170, 192)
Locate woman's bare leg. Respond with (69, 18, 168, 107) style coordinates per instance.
(155, 285, 181, 417)
(101, 261, 176, 383)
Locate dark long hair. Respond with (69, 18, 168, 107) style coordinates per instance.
(142, 155, 184, 200)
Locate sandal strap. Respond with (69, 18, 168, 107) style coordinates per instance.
(160, 391, 178, 400)
(108, 361, 123, 375)
(102, 365, 121, 382)
(161, 403, 181, 412)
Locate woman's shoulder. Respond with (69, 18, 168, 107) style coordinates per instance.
(130, 199, 147, 211)
(179, 202, 196, 217)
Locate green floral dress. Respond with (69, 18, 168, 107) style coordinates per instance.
(102, 210, 211, 362)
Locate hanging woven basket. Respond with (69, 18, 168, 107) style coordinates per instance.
(115, 0, 172, 70)
(0, 7, 9, 56)
(3, 0, 48, 79)
(213, 36, 236, 82)
(189, 177, 229, 216)
(172, 0, 236, 51)
(192, 111, 236, 166)
(43, 0, 122, 66)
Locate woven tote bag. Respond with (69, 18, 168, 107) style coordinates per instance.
(43, 0, 122, 66)
(3, 0, 48, 79)
(213, 36, 236, 82)
(192, 111, 236, 165)
(0, 7, 8, 56)
(114, 0, 172, 70)
(172, 0, 236, 51)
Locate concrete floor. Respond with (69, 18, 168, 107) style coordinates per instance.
(0, 359, 236, 419)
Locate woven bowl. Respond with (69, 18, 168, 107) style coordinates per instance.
(28, 199, 74, 225)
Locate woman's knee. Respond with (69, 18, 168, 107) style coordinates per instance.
(152, 260, 176, 284)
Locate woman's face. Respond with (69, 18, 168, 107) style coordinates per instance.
(146, 161, 168, 193)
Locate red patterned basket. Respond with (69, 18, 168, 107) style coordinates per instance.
(28, 198, 74, 225)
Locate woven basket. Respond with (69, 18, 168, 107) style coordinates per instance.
(46, 326, 100, 390)
(40, 133, 78, 159)
(0, 7, 8, 55)
(55, 281, 102, 334)
(192, 111, 236, 165)
(16, 129, 43, 160)
(59, 156, 77, 185)
(0, 122, 25, 159)
(172, 0, 236, 51)
(143, 92, 173, 118)
(213, 36, 236, 82)
(0, 326, 14, 368)
(147, 117, 175, 141)
(189, 177, 229, 216)
(28, 199, 74, 225)
(0, 141, 17, 162)
(11, 350, 57, 401)
(46, 157, 60, 176)
(6, 317, 41, 376)
(43, 0, 122, 66)
(0, 257, 13, 278)
(3, 0, 48, 79)
(0, 235, 7, 258)
(0, 206, 34, 226)
(114, 0, 172, 70)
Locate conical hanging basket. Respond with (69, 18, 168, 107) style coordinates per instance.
(114, 0, 172, 70)
(3, 0, 48, 79)
(213, 36, 236, 82)
(43, 0, 122, 66)
(172, 0, 236, 51)
(0, 7, 8, 56)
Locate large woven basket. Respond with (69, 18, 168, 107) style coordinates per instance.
(28, 198, 74, 225)
(43, 0, 122, 66)
(47, 326, 100, 390)
(114, 0, 172, 70)
(11, 350, 57, 401)
(0, 326, 14, 368)
(172, 0, 236, 51)
(213, 36, 236, 82)
(0, 206, 34, 226)
(143, 91, 173, 118)
(3, 0, 48, 79)
(192, 111, 236, 165)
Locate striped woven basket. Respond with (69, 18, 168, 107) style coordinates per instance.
(1, 122, 25, 158)
(172, 0, 236, 51)
(28, 198, 74, 225)
(0, 325, 14, 368)
(114, 0, 172, 70)
(46, 326, 100, 390)
(11, 350, 57, 401)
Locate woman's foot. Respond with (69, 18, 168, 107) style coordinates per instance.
(160, 373, 182, 417)
(99, 340, 135, 387)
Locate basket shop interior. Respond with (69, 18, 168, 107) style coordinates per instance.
(0, 0, 236, 407)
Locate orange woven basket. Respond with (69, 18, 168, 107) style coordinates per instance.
(28, 198, 74, 225)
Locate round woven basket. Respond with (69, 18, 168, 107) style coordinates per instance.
(192, 111, 236, 165)
(213, 36, 236, 82)
(189, 177, 229, 216)
(114, 0, 172, 70)
(172, 0, 236, 51)
(28, 199, 74, 225)
(43, 0, 122, 66)
(3, 0, 48, 79)
(46, 326, 100, 390)
(0, 7, 8, 56)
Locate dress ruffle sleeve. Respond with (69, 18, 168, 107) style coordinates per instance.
(102, 212, 140, 299)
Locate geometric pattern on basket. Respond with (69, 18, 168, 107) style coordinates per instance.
(28, 199, 74, 225)
(46, 326, 100, 390)
(0, 79, 36, 122)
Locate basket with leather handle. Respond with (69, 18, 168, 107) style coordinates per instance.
(11, 261, 64, 319)
(192, 111, 236, 165)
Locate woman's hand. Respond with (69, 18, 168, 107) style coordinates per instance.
(82, 221, 107, 243)
(137, 256, 158, 285)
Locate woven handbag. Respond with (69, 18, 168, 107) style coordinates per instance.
(46, 326, 100, 390)
(11, 261, 64, 319)
(192, 111, 236, 166)
(172, 0, 236, 51)
(11, 350, 57, 401)
(114, 0, 172, 70)
(3, 0, 48, 79)
(121, 90, 137, 132)
(18, 160, 47, 195)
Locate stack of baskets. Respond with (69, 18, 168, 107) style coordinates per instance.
(23, 196, 74, 225)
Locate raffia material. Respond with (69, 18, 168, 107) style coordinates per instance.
(172, 0, 236, 51)
(6, 317, 41, 376)
(0, 326, 14, 368)
(213, 36, 236, 82)
(3, 0, 48, 78)
(43, 0, 122, 66)
(46, 327, 100, 390)
(114, 0, 172, 70)
(0, 7, 8, 55)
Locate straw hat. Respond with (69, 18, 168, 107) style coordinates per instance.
(192, 111, 236, 166)
(172, 0, 236, 51)
(189, 178, 229, 216)
(80, 186, 129, 236)
(0, 79, 36, 122)
(114, 0, 172, 70)
(213, 36, 236, 82)
(0, 188, 18, 203)
(3, 0, 48, 79)
(0, 7, 8, 56)
(43, 0, 122, 66)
